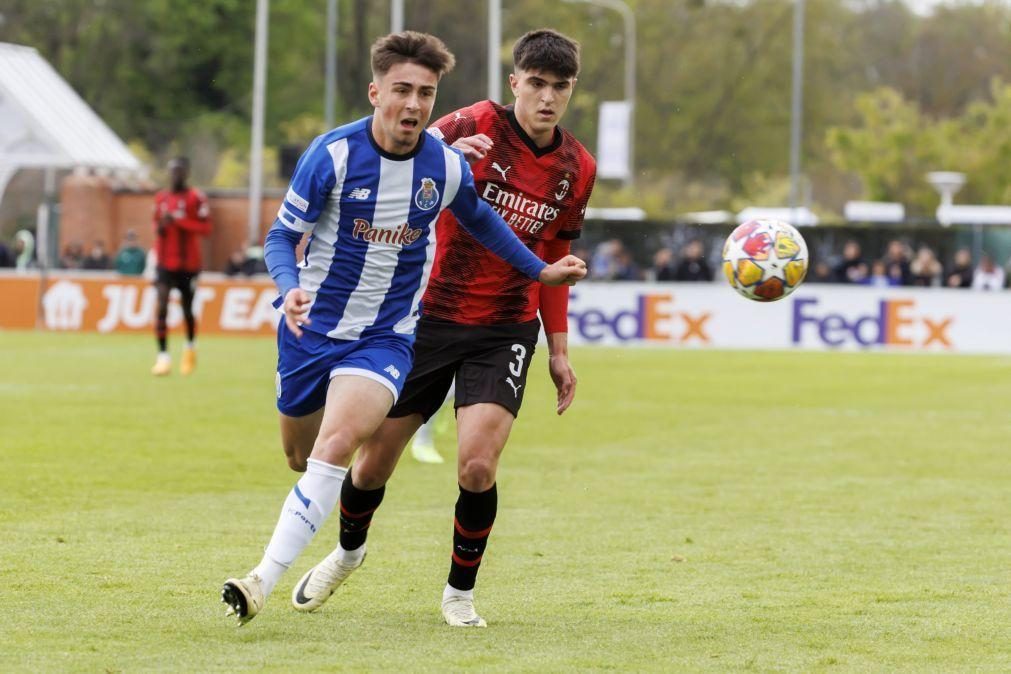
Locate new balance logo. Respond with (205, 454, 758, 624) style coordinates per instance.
(505, 377, 523, 398)
(491, 162, 511, 182)
(347, 187, 371, 200)
(384, 364, 401, 380)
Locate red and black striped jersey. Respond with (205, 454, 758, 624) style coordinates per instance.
(422, 100, 596, 325)
(153, 187, 211, 272)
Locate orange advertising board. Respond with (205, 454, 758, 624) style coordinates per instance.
(0, 271, 280, 335)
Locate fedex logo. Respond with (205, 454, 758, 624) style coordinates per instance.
(568, 292, 710, 344)
(792, 297, 953, 348)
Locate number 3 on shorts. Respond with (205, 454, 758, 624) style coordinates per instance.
(509, 344, 527, 377)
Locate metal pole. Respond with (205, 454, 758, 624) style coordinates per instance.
(248, 0, 268, 247)
(325, 0, 338, 129)
(391, 0, 404, 32)
(488, 0, 501, 102)
(562, 0, 635, 185)
(788, 0, 805, 214)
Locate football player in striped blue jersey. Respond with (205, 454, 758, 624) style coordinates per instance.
(221, 31, 586, 625)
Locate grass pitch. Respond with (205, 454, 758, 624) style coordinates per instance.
(1, 332, 1009, 672)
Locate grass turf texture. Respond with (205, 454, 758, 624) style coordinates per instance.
(0, 332, 1008, 672)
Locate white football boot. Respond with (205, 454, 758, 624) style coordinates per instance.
(291, 547, 365, 612)
(441, 594, 487, 628)
(221, 574, 265, 626)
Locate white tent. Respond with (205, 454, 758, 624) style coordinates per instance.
(0, 41, 142, 265)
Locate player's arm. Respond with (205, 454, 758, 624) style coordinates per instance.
(446, 155, 585, 286)
(540, 237, 577, 415)
(541, 164, 596, 414)
(171, 191, 212, 235)
(264, 135, 338, 337)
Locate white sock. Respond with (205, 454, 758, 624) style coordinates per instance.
(157, 351, 169, 359)
(337, 543, 366, 566)
(414, 414, 435, 445)
(443, 584, 474, 601)
(186, 340, 196, 350)
(254, 458, 347, 597)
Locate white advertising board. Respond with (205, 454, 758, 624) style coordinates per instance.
(566, 283, 1011, 354)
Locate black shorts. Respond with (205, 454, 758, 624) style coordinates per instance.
(155, 268, 198, 294)
(390, 317, 540, 421)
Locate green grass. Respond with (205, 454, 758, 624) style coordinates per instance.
(1, 332, 1009, 672)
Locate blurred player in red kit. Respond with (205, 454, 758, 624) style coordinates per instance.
(294, 29, 596, 628)
(151, 156, 211, 376)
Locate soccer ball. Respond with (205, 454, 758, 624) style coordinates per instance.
(722, 219, 808, 301)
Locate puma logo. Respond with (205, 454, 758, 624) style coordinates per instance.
(505, 377, 523, 398)
(492, 162, 511, 182)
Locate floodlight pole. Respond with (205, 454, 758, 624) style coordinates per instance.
(248, 0, 269, 247)
(488, 0, 502, 102)
(391, 0, 404, 32)
(788, 0, 805, 216)
(325, 0, 338, 129)
(562, 0, 636, 185)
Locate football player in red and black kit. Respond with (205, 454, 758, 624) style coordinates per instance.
(151, 157, 211, 376)
(292, 29, 595, 628)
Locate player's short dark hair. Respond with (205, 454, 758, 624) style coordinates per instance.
(513, 29, 580, 79)
(167, 156, 190, 170)
(371, 31, 456, 79)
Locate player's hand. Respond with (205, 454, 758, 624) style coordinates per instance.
(548, 354, 577, 415)
(538, 254, 587, 286)
(282, 287, 312, 338)
(452, 134, 493, 164)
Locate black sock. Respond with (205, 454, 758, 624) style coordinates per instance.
(447, 483, 497, 592)
(338, 475, 385, 551)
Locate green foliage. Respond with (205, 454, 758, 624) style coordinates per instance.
(1, 333, 1010, 670)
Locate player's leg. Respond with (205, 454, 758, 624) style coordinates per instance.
(290, 414, 422, 612)
(151, 273, 172, 375)
(278, 409, 324, 472)
(178, 273, 198, 375)
(410, 381, 455, 464)
(222, 375, 394, 624)
(292, 322, 458, 612)
(440, 321, 538, 627)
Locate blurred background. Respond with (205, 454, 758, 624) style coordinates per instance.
(1, 0, 1009, 299)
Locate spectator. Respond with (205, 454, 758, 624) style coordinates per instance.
(834, 240, 868, 284)
(82, 240, 111, 270)
(59, 241, 85, 269)
(945, 248, 973, 288)
(0, 239, 13, 268)
(590, 238, 622, 280)
(612, 248, 642, 281)
(807, 259, 833, 283)
(114, 229, 147, 275)
(652, 247, 677, 281)
(864, 259, 897, 287)
(910, 246, 943, 287)
(14, 230, 35, 271)
(674, 239, 713, 282)
(972, 253, 1006, 291)
(883, 239, 912, 286)
(225, 248, 248, 276)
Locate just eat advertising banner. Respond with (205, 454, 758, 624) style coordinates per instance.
(2, 274, 1008, 354)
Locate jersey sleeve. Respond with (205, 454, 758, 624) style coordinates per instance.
(558, 158, 596, 241)
(447, 154, 547, 281)
(428, 102, 483, 146)
(173, 189, 211, 235)
(277, 135, 339, 233)
(538, 238, 572, 334)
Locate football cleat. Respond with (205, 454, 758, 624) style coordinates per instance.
(221, 574, 265, 626)
(441, 595, 487, 628)
(180, 348, 196, 376)
(291, 548, 365, 612)
(151, 353, 171, 376)
(410, 438, 444, 464)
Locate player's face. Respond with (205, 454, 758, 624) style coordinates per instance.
(509, 69, 575, 145)
(369, 61, 439, 155)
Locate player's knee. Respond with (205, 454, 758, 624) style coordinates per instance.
(459, 456, 497, 492)
(281, 440, 310, 472)
(313, 427, 359, 465)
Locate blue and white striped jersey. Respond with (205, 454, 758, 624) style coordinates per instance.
(266, 116, 545, 342)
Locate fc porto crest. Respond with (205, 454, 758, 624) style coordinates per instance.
(415, 177, 439, 211)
